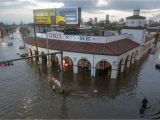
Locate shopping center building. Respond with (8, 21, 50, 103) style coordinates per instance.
(25, 9, 155, 79)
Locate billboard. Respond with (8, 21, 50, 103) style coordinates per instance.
(34, 16, 51, 25)
(33, 8, 55, 25)
(56, 7, 80, 25)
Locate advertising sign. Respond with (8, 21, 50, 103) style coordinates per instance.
(34, 16, 51, 25)
(56, 7, 79, 25)
(33, 8, 55, 25)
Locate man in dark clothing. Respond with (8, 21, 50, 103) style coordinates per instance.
(139, 97, 149, 115)
(142, 97, 148, 109)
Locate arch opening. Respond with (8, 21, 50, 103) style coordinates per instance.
(78, 59, 91, 75)
(63, 57, 73, 72)
(41, 52, 47, 65)
(95, 60, 112, 78)
(51, 54, 59, 70)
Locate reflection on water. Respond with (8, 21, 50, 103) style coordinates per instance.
(1, 31, 160, 119)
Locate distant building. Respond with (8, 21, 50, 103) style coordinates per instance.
(94, 17, 98, 24)
(119, 18, 125, 25)
(89, 18, 93, 23)
(126, 9, 146, 28)
(106, 14, 109, 23)
(81, 18, 84, 23)
(122, 9, 154, 57)
(148, 19, 155, 25)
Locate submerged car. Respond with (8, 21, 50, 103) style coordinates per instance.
(19, 46, 25, 49)
(7, 42, 13, 46)
(20, 53, 28, 58)
(155, 62, 160, 69)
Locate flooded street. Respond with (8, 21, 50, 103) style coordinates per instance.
(0, 30, 160, 119)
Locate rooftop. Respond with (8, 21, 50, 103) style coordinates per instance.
(25, 37, 140, 56)
(126, 15, 146, 19)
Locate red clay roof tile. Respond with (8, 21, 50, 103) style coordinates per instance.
(25, 37, 140, 56)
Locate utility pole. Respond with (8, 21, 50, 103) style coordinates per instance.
(21, 21, 25, 48)
(33, 23, 39, 62)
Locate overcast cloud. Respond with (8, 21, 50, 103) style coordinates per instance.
(0, 0, 160, 24)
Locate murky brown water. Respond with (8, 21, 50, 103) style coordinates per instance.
(0, 30, 160, 119)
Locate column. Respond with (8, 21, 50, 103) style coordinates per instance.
(91, 67, 95, 77)
(73, 65, 78, 74)
(111, 69, 118, 79)
(131, 58, 135, 64)
(120, 64, 125, 72)
(125, 60, 130, 73)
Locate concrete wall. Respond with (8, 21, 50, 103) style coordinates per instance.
(122, 29, 145, 45)
(126, 19, 145, 27)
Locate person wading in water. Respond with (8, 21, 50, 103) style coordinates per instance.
(139, 97, 149, 115)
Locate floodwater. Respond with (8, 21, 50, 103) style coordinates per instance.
(0, 30, 160, 119)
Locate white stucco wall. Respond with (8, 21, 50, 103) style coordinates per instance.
(126, 19, 145, 27)
(122, 29, 145, 45)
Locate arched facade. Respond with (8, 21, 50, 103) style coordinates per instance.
(25, 44, 140, 79)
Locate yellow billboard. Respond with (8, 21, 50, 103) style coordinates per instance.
(34, 16, 51, 25)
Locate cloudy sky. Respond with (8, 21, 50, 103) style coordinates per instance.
(0, 0, 160, 24)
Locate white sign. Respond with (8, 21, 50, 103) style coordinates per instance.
(47, 31, 64, 40)
(47, 31, 99, 42)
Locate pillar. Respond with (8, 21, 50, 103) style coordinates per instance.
(111, 69, 118, 79)
(91, 67, 95, 77)
(120, 64, 125, 72)
(131, 57, 135, 64)
(73, 65, 78, 74)
(127, 59, 130, 68)
(58, 52, 63, 71)
(125, 59, 131, 73)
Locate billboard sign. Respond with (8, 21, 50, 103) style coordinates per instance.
(56, 7, 79, 25)
(33, 8, 55, 25)
(34, 16, 51, 25)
